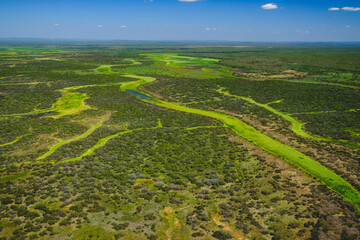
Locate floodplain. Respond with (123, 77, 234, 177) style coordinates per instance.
(0, 42, 360, 240)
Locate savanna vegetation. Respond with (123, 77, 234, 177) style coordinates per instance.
(0, 42, 359, 240)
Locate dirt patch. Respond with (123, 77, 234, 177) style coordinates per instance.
(160, 207, 182, 240)
(232, 69, 308, 80)
(212, 213, 247, 240)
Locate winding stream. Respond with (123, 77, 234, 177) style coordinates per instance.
(217, 87, 360, 150)
(2, 57, 359, 212)
(93, 64, 360, 212)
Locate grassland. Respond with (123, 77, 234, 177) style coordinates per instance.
(0, 43, 359, 240)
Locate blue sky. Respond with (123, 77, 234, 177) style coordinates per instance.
(0, 0, 359, 41)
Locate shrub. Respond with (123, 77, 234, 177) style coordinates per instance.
(212, 230, 233, 240)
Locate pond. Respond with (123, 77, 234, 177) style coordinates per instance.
(125, 90, 153, 100)
(30, 111, 57, 118)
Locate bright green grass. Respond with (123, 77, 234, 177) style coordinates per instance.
(0, 128, 32, 147)
(95, 65, 157, 85)
(4, 53, 359, 214)
(143, 53, 233, 78)
(0, 171, 29, 183)
(94, 65, 156, 90)
(181, 125, 224, 131)
(120, 74, 156, 90)
(347, 129, 360, 139)
(95, 68, 360, 212)
(34, 57, 63, 61)
(143, 53, 219, 67)
(142, 97, 360, 212)
(217, 87, 360, 150)
(95, 59, 142, 76)
(57, 129, 137, 163)
(291, 108, 360, 115)
(259, 78, 360, 90)
(95, 65, 117, 75)
(157, 118, 163, 128)
(36, 117, 107, 161)
(62, 82, 125, 92)
(92, 60, 360, 212)
(0, 134, 27, 147)
(50, 91, 90, 119)
(0, 83, 123, 119)
(56, 125, 221, 164)
(1, 73, 129, 120)
(70, 225, 115, 240)
(123, 58, 141, 65)
(0, 89, 90, 120)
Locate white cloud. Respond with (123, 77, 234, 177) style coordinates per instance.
(97, 25, 103, 28)
(205, 27, 217, 31)
(120, 25, 128, 28)
(261, 3, 278, 10)
(328, 7, 340, 11)
(54, 23, 60, 27)
(342, 7, 360, 11)
(345, 25, 351, 28)
(296, 30, 310, 34)
(178, 0, 201, 2)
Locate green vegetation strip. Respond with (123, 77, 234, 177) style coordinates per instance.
(5, 54, 357, 214)
(0, 82, 125, 119)
(142, 96, 360, 212)
(143, 53, 234, 78)
(217, 88, 360, 150)
(0, 171, 29, 183)
(57, 125, 222, 164)
(96, 61, 360, 212)
(291, 108, 360, 115)
(0, 134, 27, 147)
(261, 78, 360, 90)
(92, 56, 360, 212)
(142, 53, 219, 67)
(62, 56, 359, 213)
(50, 91, 90, 118)
(0, 91, 90, 119)
(0, 128, 32, 147)
(36, 117, 107, 161)
(56, 129, 137, 163)
(123, 58, 141, 65)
